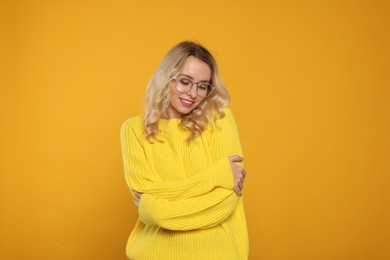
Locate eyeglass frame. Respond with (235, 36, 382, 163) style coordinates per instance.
(172, 75, 214, 98)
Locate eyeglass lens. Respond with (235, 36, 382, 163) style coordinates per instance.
(175, 77, 212, 98)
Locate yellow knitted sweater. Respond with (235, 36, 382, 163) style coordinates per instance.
(120, 107, 249, 260)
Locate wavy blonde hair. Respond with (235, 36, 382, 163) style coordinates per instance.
(144, 41, 230, 142)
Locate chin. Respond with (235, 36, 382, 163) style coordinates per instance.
(180, 108, 194, 116)
(184, 105, 200, 114)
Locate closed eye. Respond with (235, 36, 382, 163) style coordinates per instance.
(179, 78, 192, 85)
(198, 84, 209, 90)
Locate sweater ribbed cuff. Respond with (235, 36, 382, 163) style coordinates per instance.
(213, 158, 234, 189)
(138, 194, 157, 225)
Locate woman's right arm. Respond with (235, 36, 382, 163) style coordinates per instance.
(120, 119, 235, 201)
(121, 108, 247, 231)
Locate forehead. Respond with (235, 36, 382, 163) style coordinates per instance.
(181, 56, 211, 81)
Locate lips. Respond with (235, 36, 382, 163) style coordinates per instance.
(180, 98, 194, 108)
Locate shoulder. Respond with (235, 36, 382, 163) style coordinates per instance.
(221, 106, 235, 120)
(204, 106, 238, 136)
(212, 106, 237, 127)
(120, 115, 144, 138)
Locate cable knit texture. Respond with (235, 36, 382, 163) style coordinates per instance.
(120, 107, 249, 260)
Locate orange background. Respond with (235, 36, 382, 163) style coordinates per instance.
(1, 0, 389, 259)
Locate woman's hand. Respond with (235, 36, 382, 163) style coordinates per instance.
(133, 191, 143, 208)
(228, 155, 246, 196)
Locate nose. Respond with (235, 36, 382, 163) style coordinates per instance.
(187, 84, 198, 98)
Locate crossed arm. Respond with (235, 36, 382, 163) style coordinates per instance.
(120, 108, 246, 231)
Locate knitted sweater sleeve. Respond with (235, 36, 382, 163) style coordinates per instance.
(138, 188, 238, 231)
(121, 108, 242, 230)
(120, 121, 234, 201)
(123, 108, 244, 231)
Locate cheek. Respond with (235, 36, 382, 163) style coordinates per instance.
(169, 84, 177, 100)
(169, 91, 176, 106)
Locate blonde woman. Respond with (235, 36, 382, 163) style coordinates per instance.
(120, 41, 248, 259)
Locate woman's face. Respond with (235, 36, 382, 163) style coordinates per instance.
(166, 56, 211, 118)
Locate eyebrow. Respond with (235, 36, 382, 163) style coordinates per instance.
(179, 74, 210, 82)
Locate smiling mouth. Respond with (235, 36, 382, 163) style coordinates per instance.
(180, 98, 194, 107)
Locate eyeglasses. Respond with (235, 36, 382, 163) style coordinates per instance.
(173, 75, 214, 98)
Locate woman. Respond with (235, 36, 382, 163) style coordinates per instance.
(120, 41, 248, 259)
